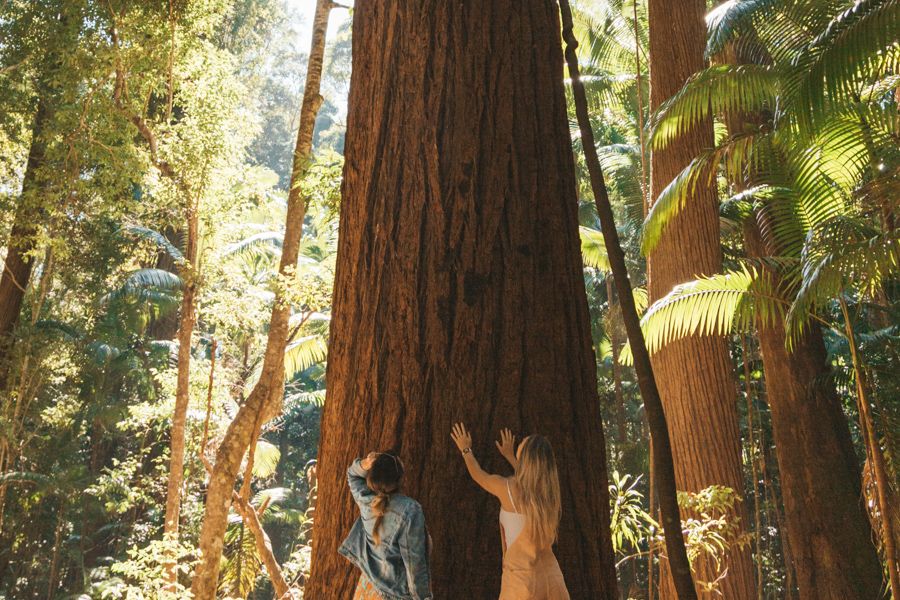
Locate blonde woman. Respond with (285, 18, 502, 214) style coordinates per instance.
(450, 423, 570, 600)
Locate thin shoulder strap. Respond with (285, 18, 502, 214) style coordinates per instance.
(506, 479, 519, 513)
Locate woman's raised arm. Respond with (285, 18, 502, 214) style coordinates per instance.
(450, 422, 507, 499)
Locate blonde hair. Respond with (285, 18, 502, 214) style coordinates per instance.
(514, 435, 562, 549)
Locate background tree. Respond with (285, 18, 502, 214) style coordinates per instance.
(645, 0, 756, 596)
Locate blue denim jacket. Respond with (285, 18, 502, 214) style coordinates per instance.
(338, 459, 433, 600)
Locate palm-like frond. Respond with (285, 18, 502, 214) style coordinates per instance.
(705, 0, 781, 58)
(251, 439, 281, 479)
(788, 220, 900, 335)
(640, 265, 787, 354)
(103, 269, 183, 308)
(121, 225, 185, 263)
(581, 226, 611, 270)
(220, 519, 261, 597)
(284, 388, 327, 409)
(792, 0, 900, 130)
(642, 130, 767, 254)
(648, 65, 778, 149)
(283, 335, 328, 381)
(223, 230, 284, 257)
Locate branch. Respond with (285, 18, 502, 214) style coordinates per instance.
(231, 492, 292, 599)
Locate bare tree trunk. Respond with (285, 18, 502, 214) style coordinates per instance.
(740, 337, 763, 599)
(0, 101, 50, 386)
(189, 2, 337, 597)
(759, 429, 798, 600)
(306, 1, 618, 597)
(559, 1, 696, 597)
(840, 298, 899, 598)
(646, 0, 755, 597)
(607, 278, 627, 444)
(162, 202, 198, 588)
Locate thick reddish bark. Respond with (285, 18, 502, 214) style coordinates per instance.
(305, 2, 617, 598)
(719, 33, 885, 595)
(754, 318, 883, 597)
(647, 0, 755, 597)
(0, 101, 50, 378)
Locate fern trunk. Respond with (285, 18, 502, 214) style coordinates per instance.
(304, 2, 617, 597)
(646, 0, 756, 597)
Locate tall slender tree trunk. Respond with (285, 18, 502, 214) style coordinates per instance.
(559, 1, 697, 596)
(162, 203, 198, 588)
(840, 298, 900, 598)
(305, 2, 617, 597)
(607, 278, 627, 444)
(189, 2, 337, 597)
(739, 337, 763, 599)
(0, 101, 50, 384)
(646, 1, 755, 597)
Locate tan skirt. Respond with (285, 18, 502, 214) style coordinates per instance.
(499, 538, 570, 600)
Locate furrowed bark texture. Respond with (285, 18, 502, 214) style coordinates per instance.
(723, 35, 885, 591)
(305, 2, 617, 598)
(647, 0, 755, 597)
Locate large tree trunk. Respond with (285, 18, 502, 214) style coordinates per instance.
(0, 100, 50, 382)
(751, 308, 884, 597)
(304, 2, 617, 598)
(646, 0, 755, 597)
(718, 31, 885, 595)
(188, 2, 336, 597)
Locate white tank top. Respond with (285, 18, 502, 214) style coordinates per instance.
(499, 479, 526, 549)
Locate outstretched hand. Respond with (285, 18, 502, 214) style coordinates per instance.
(451, 422, 473, 454)
(495, 428, 516, 465)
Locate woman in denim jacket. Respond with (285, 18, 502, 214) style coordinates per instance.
(339, 452, 433, 600)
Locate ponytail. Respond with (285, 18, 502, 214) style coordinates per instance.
(371, 491, 390, 545)
(366, 452, 403, 545)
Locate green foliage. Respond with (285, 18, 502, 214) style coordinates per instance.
(608, 471, 657, 555)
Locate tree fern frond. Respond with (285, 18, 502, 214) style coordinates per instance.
(649, 64, 778, 149)
(641, 266, 788, 354)
(121, 225, 185, 263)
(580, 226, 611, 270)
